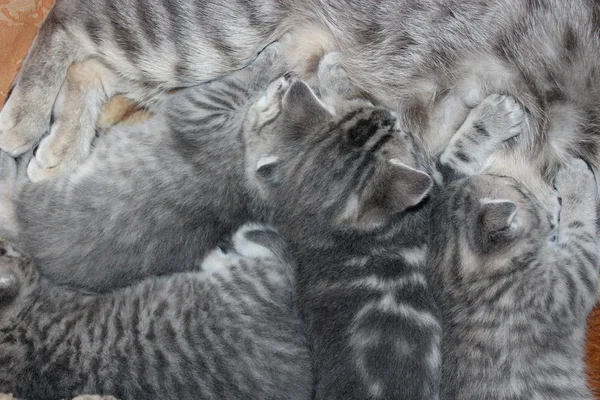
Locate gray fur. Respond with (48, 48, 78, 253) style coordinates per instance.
(0, 223, 312, 400)
(244, 65, 441, 399)
(2, 42, 287, 292)
(428, 159, 598, 399)
(2, 0, 600, 195)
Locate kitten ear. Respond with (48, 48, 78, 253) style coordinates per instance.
(479, 199, 517, 232)
(350, 159, 433, 230)
(255, 155, 281, 185)
(282, 81, 332, 128)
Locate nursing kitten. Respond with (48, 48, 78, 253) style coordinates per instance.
(239, 62, 442, 397)
(0, 41, 292, 292)
(428, 159, 598, 399)
(0, 222, 312, 400)
(2, 0, 600, 207)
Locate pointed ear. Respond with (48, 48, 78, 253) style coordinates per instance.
(479, 199, 517, 232)
(255, 155, 281, 185)
(282, 81, 331, 128)
(348, 159, 433, 230)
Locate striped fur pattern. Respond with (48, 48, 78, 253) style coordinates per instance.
(0, 42, 288, 292)
(245, 69, 441, 398)
(0, 224, 312, 400)
(3, 0, 600, 204)
(428, 160, 598, 399)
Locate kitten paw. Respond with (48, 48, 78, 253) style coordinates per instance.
(255, 40, 283, 66)
(231, 223, 279, 260)
(469, 94, 524, 142)
(555, 158, 597, 204)
(317, 52, 352, 99)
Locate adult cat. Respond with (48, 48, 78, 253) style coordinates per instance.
(1, 0, 598, 209)
(0, 222, 312, 400)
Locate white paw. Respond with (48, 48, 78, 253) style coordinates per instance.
(231, 223, 278, 260)
(0, 110, 39, 156)
(26, 124, 92, 182)
(200, 247, 236, 279)
(26, 157, 61, 183)
(477, 94, 524, 142)
(317, 52, 351, 98)
(34, 129, 63, 169)
(0, 91, 48, 156)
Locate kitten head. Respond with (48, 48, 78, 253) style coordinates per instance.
(429, 174, 557, 279)
(244, 75, 432, 239)
(0, 240, 36, 328)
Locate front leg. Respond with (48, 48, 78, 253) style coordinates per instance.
(27, 59, 117, 182)
(0, 10, 82, 155)
(438, 94, 524, 180)
(548, 158, 599, 320)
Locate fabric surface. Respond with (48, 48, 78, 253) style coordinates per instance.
(0, 0, 599, 396)
(0, 0, 53, 104)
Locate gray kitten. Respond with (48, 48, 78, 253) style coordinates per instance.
(0, 222, 312, 400)
(428, 159, 598, 399)
(0, 41, 290, 292)
(240, 63, 441, 398)
(1, 0, 599, 207)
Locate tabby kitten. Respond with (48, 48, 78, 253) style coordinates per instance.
(0, 222, 312, 400)
(241, 66, 441, 398)
(2, 0, 600, 206)
(428, 159, 598, 399)
(0, 41, 290, 292)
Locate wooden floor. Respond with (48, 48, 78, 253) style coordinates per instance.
(587, 305, 600, 397)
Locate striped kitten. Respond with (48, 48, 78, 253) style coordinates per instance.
(3, 0, 600, 210)
(0, 41, 291, 292)
(244, 69, 441, 398)
(0, 223, 311, 400)
(429, 158, 597, 399)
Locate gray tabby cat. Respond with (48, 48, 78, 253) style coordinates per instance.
(1, 0, 599, 206)
(0, 220, 312, 400)
(0, 41, 290, 292)
(428, 158, 598, 399)
(428, 83, 597, 399)
(239, 61, 442, 398)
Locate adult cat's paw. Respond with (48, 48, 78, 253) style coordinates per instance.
(0, 95, 47, 156)
(469, 94, 524, 142)
(26, 118, 93, 183)
(555, 158, 597, 206)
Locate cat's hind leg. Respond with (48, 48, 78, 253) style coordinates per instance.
(27, 59, 117, 182)
(439, 94, 524, 178)
(0, 152, 19, 239)
(0, 10, 82, 156)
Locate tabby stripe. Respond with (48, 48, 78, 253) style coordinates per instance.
(203, 92, 237, 110)
(135, 0, 161, 47)
(254, 110, 282, 137)
(560, 267, 579, 312)
(107, 0, 140, 61)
